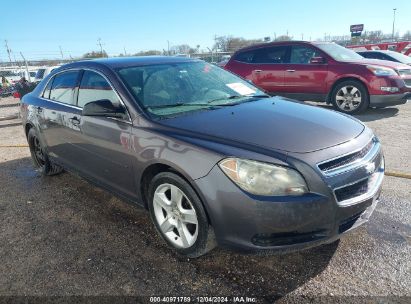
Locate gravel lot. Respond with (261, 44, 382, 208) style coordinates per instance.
(0, 96, 410, 303)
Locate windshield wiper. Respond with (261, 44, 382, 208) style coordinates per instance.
(249, 94, 271, 98)
(207, 94, 270, 104)
(206, 95, 243, 104)
(144, 102, 215, 109)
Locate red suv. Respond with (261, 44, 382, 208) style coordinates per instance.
(224, 41, 411, 114)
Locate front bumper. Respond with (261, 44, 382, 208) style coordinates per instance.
(194, 134, 384, 252)
(195, 164, 382, 252)
(369, 92, 411, 107)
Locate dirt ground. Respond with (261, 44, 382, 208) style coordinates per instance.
(0, 96, 410, 303)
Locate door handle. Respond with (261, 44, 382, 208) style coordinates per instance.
(286, 69, 296, 73)
(70, 116, 81, 126)
(254, 70, 262, 73)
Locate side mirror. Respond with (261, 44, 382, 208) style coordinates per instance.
(82, 99, 127, 119)
(310, 56, 326, 64)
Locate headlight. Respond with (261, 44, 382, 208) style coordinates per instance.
(218, 158, 308, 196)
(366, 65, 398, 76)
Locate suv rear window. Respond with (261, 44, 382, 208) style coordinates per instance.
(235, 46, 288, 64)
(35, 69, 46, 79)
(234, 50, 256, 63)
(49, 71, 80, 105)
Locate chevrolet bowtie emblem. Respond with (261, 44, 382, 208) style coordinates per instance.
(365, 162, 376, 175)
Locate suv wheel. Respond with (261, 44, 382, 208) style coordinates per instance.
(27, 128, 63, 176)
(331, 80, 369, 114)
(147, 172, 216, 257)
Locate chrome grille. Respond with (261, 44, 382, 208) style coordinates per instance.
(398, 69, 411, 76)
(318, 138, 376, 175)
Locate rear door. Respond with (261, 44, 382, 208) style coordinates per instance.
(283, 45, 328, 95)
(250, 46, 289, 93)
(75, 70, 135, 198)
(40, 70, 83, 168)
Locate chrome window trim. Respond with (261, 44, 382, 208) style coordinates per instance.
(38, 96, 82, 110)
(40, 68, 81, 104)
(317, 137, 379, 177)
(39, 67, 132, 123)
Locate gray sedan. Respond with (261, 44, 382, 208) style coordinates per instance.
(20, 57, 384, 257)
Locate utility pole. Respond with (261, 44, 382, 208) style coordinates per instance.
(207, 47, 213, 63)
(20, 52, 30, 82)
(59, 46, 64, 59)
(392, 8, 397, 42)
(4, 40, 12, 65)
(123, 46, 127, 56)
(167, 40, 170, 55)
(97, 38, 104, 56)
(301, 33, 304, 40)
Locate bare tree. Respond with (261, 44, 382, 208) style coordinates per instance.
(82, 50, 108, 58)
(403, 31, 411, 40)
(274, 35, 292, 41)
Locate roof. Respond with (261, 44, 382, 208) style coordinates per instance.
(234, 40, 335, 53)
(84, 56, 197, 68)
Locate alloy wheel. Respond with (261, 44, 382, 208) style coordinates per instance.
(152, 183, 198, 248)
(335, 86, 362, 112)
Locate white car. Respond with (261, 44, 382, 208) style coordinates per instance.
(34, 66, 60, 83)
(0, 69, 21, 84)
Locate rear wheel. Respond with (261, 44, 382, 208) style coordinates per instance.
(331, 80, 369, 114)
(147, 172, 216, 257)
(27, 128, 63, 176)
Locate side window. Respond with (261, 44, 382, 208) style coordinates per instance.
(381, 54, 397, 62)
(42, 77, 54, 99)
(290, 46, 321, 64)
(253, 46, 288, 64)
(77, 70, 121, 108)
(49, 71, 80, 105)
(234, 50, 256, 63)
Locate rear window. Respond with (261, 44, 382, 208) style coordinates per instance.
(234, 50, 256, 63)
(235, 46, 288, 64)
(49, 71, 80, 105)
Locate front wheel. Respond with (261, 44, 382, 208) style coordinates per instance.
(27, 128, 63, 176)
(147, 172, 216, 257)
(331, 80, 369, 114)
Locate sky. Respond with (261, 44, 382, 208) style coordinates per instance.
(1, 0, 410, 61)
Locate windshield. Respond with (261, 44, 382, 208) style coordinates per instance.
(117, 61, 266, 117)
(316, 43, 364, 62)
(386, 51, 411, 64)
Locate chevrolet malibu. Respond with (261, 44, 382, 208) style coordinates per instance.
(20, 57, 384, 257)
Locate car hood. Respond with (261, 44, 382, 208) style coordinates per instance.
(158, 97, 365, 153)
(347, 58, 410, 70)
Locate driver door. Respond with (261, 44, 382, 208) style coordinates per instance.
(74, 70, 136, 198)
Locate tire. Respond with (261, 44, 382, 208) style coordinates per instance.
(330, 80, 369, 114)
(27, 128, 63, 176)
(147, 172, 216, 257)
